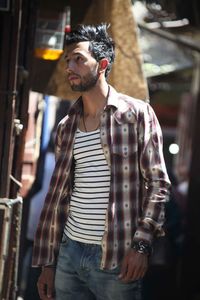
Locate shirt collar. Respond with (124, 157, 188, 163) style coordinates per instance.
(106, 85, 119, 110)
(67, 84, 120, 117)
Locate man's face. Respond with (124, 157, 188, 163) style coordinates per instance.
(64, 41, 99, 92)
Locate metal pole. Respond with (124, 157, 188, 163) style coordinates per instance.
(138, 22, 200, 53)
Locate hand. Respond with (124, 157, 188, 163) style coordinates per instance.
(118, 249, 148, 283)
(37, 266, 55, 299)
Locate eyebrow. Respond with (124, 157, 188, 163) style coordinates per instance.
(64, 51, 85, 60)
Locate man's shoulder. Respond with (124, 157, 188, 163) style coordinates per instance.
(109, 85, 148, 107)
(115, 89, 150, 115)
(118, 92, 148, 107)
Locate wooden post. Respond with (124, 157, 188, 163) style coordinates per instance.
(180, 62, 200, 299)
(0, 0, 22, 198)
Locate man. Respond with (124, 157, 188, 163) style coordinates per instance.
(33, 23, 171, 300)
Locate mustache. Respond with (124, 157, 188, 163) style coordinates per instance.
(68, 72, 80, 78)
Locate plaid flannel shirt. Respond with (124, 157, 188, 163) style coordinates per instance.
(32, 85, 171, 269)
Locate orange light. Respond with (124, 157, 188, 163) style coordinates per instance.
(35, 48, 63, 60)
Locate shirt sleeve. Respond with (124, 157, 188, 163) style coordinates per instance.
(133, 103, 171, 245)
(54, 121, 63, 162)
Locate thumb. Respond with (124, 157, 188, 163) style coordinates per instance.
(118, 259, 128, 279)
(47, 284, 53, 298)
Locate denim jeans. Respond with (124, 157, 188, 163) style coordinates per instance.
(55, 234, 142, 300)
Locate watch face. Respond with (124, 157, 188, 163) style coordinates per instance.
(133, 241, 152, 255)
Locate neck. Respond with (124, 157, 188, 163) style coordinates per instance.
(81, 80, 109, 117)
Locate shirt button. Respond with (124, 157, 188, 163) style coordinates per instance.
(123, 125, 128, 132)
(123, 147, 128, 155)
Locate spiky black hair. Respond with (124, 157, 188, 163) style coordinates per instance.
(65, 23, 115, 78)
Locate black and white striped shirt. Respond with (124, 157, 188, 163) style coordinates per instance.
(64, 128, 110, 244)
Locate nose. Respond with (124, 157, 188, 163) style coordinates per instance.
(65, 59, 75, 74)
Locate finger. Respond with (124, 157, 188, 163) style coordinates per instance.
(121, 267, 134, 283)
(121, 257, 135, 281)
(122, 263, 144, 283)
(140, 265, 148, 278)
(118, 260, 128, 279)
(47, 284, 54, 299)
(37, 283, 47, 299)
(131, 264, 147, 281)
(132, 268, 141, 281)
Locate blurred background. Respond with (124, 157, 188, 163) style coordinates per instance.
(0, 0, 200, 299)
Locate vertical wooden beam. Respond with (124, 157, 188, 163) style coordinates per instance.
(180, 67, 200, 299)
(0, 0, 22, 197)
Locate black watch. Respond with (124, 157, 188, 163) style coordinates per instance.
(132, 240, 152, 256)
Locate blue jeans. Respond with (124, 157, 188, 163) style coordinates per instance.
(55, 235, 142, 300)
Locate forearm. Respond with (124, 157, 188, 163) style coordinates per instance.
(133, 179, 170, 244)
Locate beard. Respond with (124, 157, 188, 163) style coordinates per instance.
(69, 69, 99, 92)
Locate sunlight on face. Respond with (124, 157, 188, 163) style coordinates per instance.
(65, 42, 100, 92)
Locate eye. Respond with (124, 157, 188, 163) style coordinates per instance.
(76, 55, 83, 62)
(64, 57, 70, 65)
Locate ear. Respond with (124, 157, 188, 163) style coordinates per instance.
(98, 58, 109, 73)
